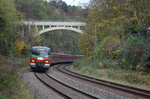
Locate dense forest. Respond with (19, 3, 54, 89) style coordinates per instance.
(15, 0, 87, 20)
(80, 0, 150, 72)
(0, 0, 87, 57)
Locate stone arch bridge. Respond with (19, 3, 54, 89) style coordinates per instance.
(23, 21, 86, 34)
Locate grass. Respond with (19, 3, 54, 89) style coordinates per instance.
(0, 93, 9, 99)
(0, 56, 34, 99)
(69, 58, 150, 91)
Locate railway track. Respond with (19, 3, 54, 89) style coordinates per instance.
(56, 64, 150, 99)
(34, 72, 97, 99)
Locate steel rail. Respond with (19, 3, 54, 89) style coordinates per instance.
(34, 72, 97, 99)
(34, 72, 70, 99)
(57, 64, 150, 99)
(46, 73, 98, 99)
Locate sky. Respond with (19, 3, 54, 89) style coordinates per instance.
(62, 0, 90, 6)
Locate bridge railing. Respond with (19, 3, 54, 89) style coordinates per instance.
(24, 20, 86, 22)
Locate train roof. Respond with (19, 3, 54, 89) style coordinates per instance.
(51, 52, 84, 56)
(31, 46, 50, 50)
(51, 53, 68, 55)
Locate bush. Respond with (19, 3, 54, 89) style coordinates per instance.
(93, 36, 120, 60)
(73, 57, 100, 70)
(0, 67, 18, 95)
(0, 66, 33, 99)
(99, 59, 119, 69)
(124, 73, 149, 84)
(119, 35, 150, 72)
(0, 93, 9, 99)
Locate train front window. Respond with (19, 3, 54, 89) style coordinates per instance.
(31, 49, 50, 58)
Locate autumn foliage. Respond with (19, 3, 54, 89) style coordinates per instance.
(14, 40, 25, 57)
(80, 0, 150, 72)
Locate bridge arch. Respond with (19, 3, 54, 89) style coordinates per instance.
(23, 21, 86, 35)
(39, 27, 83, 34)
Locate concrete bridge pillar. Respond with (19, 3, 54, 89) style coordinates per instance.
(78, 26, 80, 29)
(28, 25, 31, 30)
(22, 25, 24, 37)
(35, 25, 38, 31)
(28, 25, 31, 33)
(42, 25, 45, 29)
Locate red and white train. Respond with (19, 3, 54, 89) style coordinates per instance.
(30, 46, 84, 71)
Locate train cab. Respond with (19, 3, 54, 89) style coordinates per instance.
(30, 46, 51, 71)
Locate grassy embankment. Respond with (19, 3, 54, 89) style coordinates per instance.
(0, 93, 9, 99)
(69, 58, 150, 91)
(0, 55, 34, 99)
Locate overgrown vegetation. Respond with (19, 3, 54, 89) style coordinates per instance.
(80, 0, 150, 72)
(0, 0, 21, 56)
(15, 0, 87, 21)
(71, 58, 150, 90)
(0, 67, 34, 99)
(0, 93, 9, 99)
(41, 31, 81, 54)
(0, 56, 34, 99)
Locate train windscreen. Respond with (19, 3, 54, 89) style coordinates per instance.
(31, 48, 50, 58)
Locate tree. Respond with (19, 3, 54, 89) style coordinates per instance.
(49, 0, 57, 7)
(82, 0, 150, 71)
(0, 0, 20, 56)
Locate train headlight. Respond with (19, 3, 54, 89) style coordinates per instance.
(45, 61, 50, 64)
(32, 60, 35, 62)
(30, 59, 35, 63)
(37, 57, 44, 60)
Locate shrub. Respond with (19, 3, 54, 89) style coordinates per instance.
(124, 73, 149, 84)
(119, 35, 150, 72)
(94, 36, 120, 60)
(0, 93, 9, 99)
(0, 66, 33, 99)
